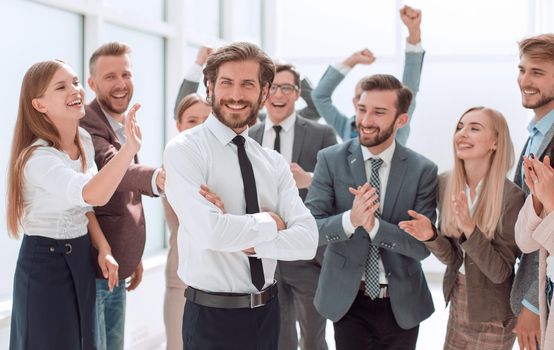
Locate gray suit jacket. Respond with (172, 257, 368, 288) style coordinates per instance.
(174, 77, 321, 121)
(311, 51, 425, 143)
(305, 138, 437, 329)
(511, 114, 554, 315)
(248, 115, 337, 201)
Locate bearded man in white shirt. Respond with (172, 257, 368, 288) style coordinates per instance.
(164, 42, 318, 350)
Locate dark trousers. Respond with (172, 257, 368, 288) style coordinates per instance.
(333, 291, 419, 350)
(182, 296, 279, 350)
(10, 234, 97, 350)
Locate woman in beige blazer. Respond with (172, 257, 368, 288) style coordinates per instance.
(164, 93, 211, 350)
(399, 107, 525, 349)
(515, 153, 554, 349)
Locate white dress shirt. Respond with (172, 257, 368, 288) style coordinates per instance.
(164, 114, 318, 293)
(341, 141, 397, 284)
(459, 181, 481, 274)
(262, 113, 296, 163)
(103, 109, 161, 196)
(22, 127, 97, 239)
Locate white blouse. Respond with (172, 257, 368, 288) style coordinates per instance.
(22, 127, 97, 239)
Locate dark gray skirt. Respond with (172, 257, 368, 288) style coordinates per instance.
(10, 234, 97, 350)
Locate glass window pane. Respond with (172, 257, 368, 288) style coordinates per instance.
(184, 0, 220, 38)
(0, 0, 83, 301)
(227, 0, 261, 43)
(275, 0, 396, 58)
(408, 0, 529, 55)
(101, 24, 166, 254)
(104, 0, 166, 22)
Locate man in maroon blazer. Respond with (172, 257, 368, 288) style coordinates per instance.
(80, 41, 165, 350)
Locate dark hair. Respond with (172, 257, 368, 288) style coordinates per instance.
(360, 74, 413, 116)
(275, 63, 300, 87)
(519, 34, 554, 62)
(89, 42, 132, 75)
(203, 42, 275, 99)
(176, 93, 209, 122)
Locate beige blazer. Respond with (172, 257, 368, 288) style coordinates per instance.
(515, 195, 554, 348)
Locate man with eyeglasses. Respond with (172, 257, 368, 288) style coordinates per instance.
(249, 63, 337, 350)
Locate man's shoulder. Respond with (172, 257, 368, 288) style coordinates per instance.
(297, 115, 334, 133)
(248, 121, 265, 135)
(398, 144, 437, 170)
(81, 100, 107, 129)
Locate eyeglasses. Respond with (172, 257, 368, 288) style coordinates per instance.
(269, 83, 299, 95)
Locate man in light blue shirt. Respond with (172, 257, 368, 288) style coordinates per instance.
(511, 33, 554, 350)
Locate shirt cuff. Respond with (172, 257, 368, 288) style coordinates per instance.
(406, 41, 424, 53)
(342, 210, 356, 238)
(151, 168, 162, 196)
(333, 63, 351, 76)
(522, 299, 540, 315)
(368, 218, 380, 240)
(184, 63, 203, 82)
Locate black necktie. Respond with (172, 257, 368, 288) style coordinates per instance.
(231, 135, 265, 291)
(273, 125, 282, 153)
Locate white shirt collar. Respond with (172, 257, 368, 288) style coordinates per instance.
(264, 112, 297, 133)
(205, 113, 249, 146)
(360, 140, 396, 167)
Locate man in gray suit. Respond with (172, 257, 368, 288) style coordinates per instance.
(311, 5, 424, 144)
(305, 74, 437, 349)
(511, 33, 554, 350)
(249, 63, 337, 350)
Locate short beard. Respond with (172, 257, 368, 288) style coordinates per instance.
(358, 120, 395, 147)
(523, 95, 554, 110)
(97, 93, 130, 115)
(211, 92, 263, 130)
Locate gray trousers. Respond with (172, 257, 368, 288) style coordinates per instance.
(276, 259, 328, 350)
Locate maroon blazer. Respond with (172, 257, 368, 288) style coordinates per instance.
(80, 99, 157, 279)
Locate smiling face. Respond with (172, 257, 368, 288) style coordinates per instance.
(454, 110, 497, 162)
(518, 55, 554, 118)
(176, 102, 211, 132)
(88, 54, 134, 116)
(265, 70, 300, 124)
(32, 63, 85, 122)
(355, 89, 407, 153)
(208, 59, 268, 133)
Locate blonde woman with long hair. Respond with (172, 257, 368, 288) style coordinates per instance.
(7, 60, 141, 350)
(399, 107, 525, 349)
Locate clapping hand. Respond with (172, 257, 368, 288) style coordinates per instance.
(398, 210, 434, 241)
(525, 155, 554, 214)
(450, 191, 475, 237)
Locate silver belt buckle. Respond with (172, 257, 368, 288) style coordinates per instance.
(250, 291, 264, 308)
(379, 285, 388, 298)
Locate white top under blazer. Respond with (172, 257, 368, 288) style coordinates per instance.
(22, 127, 97, 239)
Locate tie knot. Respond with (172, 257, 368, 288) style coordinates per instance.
(232, 135, 246, 147)
(273, 125, 282, 134)
(370, 157, 383, 171)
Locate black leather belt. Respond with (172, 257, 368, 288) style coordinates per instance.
(185, 282, 278, 309)
(359, 281, 389, 298)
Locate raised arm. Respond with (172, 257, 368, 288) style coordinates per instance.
(397, 5, 425, 145)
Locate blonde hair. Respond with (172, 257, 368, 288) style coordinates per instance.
(7, 60, 86, 238)
(440, 107, 514, 240)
